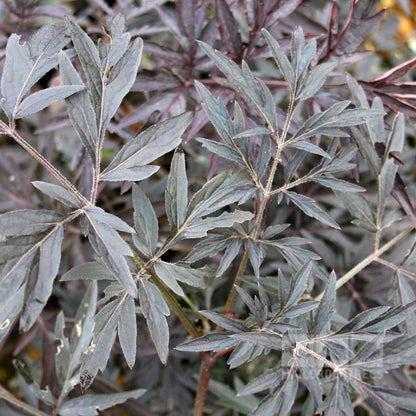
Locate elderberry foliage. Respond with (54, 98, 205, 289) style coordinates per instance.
(0, 2, 415, 416)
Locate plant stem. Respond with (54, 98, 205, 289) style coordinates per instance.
(223, 250, 249, 314)
(132, 255, 201, 339)
(315, 225, 414, 300)
(194, 96, 296, 415)
(0, 122, 90, 206)
(223, 95, 295, 314)
(193, 353, 217, 416)
(150, 275, 201, 339)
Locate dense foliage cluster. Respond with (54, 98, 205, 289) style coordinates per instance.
(0, 1, 416, 415)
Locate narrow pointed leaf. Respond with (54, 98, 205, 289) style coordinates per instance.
(59, 389, 145, 416)
(16, 85, 85, 118)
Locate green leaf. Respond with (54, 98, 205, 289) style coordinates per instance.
(297, 62, 336, 101)
(102, 38, 143, 135)
(32, 181, 82, 208)
(313, 176, 365, 193)
(61, 261, 115, 281)
(310, 271, 336, 336)
(200, 310, 247, 332)
(0, 209, 63, 242)
(20, 225, 64, 331)
(350, 126, 381, 176)
(84, 206, 136, 298)
(65, 18, 102, 121)
(1, 25, 70, 121)
(286, 191, 340, 229)
(336, 191, 377, 232)
(286, 141, 331, 159)
(117, 295, 137, 369)
(132, 184, 158, 257)
(182, 210, 254, 240)
(293, 102, 382, 142)
(166, 148, 188, 233)
(262, 29, 295, 92)
(176, 333, 237, 353)
(238, 367, 286, 396)
(101, 112, 193, 182)
(154, 261, 206, 293)
(0, 285, 25, 344)
(80, 295, 127, 391)
(138, 279, 170, 364)
(319, 376, 353, 416)
(16, 85, 85, 119)
(285, 261, 313, 309)
(59, 51, 97, 162)
(59, 389, 145, 416)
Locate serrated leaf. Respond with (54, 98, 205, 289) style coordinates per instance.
(336, 191, 377, 232)
(0, 285, 25, 344)
(59, 389, 145, 416)
(59, 51, 97, 162)
(313, 176, 365, 192)
(101, 112, 192, 182)
(1, 25, 70, 121)
(117, 295, 137, 369)
(166, 148, 188, 233)
(176, 333, 237, 353)
(217, 238, 242, 277)
(297, 62, 336, 100)
(246, 239, 265, 278)
(182, 210, 254, 240)
(186, 171, 253, 219)
(249, 371, 298, 416)
(293, 102, 382, 142)
(20, 225, 64, 331)
(197, 138, 244, 164)
(102, 14, 131, 67)
(320, 376, 353, 416)
(262, 29, 295, 92)
(81, 296, 126, 391)
(132, 184, 158, 257)
(344, 335, 416, 372)
(138, 279, 170, 364)
(84, 207, 136, 298)
(285, 261, 313, 309)
(287, 141, 331, 158)
(68, 282, 97, 374)
(61, 261, 115, 281)
(200, 310, 247, 332)
(0, 209, 63, 242)
(101, 38, 143, 136)
(55, 282, 97, 400)
(65, 18, 102, 121)
(385, 112, 404, 155)
(297, 356, 323, 407)
(16, 85, 85, 118)
(153, 261, 185, 296)
(238, 367, 286, 396)
(350, 126, 381, 176)
(209, 378, 259, 415)
(231, 332, 286, 350)
(32, 181, 82, 208)
(286, 191, 340, 229)
(154, 261, 206, 292)
(197, 42, 276, 130)
(310, 271, 336, 336)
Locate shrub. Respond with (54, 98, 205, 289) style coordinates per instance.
(0, 1, 416, 415)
